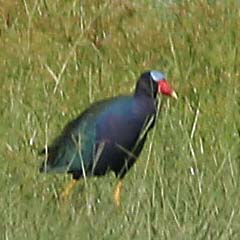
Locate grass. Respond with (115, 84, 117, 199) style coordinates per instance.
(0, 0, 240, 239)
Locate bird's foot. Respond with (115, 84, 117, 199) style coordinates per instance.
(113, 181, 123, 207)
(60, 179, 78, 200)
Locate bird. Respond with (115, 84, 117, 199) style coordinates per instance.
(39, 70, 177, 206)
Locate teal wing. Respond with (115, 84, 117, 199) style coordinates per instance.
(40, 114, 96, 174)
(39, 97, 127, 174)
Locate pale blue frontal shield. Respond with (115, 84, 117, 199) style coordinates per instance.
(150, 70, 166, 82)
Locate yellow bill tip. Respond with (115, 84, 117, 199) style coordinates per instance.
(171, 91, 178, 99)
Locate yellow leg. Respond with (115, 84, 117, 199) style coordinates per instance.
(60, 179, 78, 200)
(113, 181, 123, 207)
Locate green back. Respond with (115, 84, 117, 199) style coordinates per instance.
(41, 97, 128, 174)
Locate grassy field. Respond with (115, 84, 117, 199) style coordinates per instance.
(0, 0, 240, 239)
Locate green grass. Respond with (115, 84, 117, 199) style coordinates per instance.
(1, 0, 240, 239)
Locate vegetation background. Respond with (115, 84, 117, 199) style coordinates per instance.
(0, 0, 239, 239)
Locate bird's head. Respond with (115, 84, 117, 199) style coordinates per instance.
(135, 70, 177, 99)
